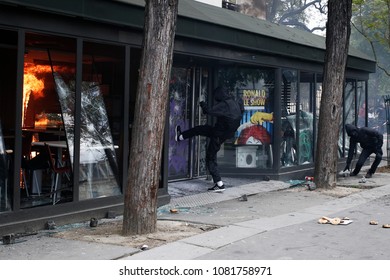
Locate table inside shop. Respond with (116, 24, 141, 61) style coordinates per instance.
(31, 141, 68, 165)
(32, 141, 67, 149)
(31, 140, 68, 172)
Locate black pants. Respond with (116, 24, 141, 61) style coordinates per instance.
(353, 144, 383, 175)
(181, 125, 226, 183)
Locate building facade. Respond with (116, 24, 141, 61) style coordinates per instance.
(0, 0, 375, 234)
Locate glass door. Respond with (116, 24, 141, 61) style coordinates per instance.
(168, 67, 192, 180)
(167, 67, 208, 180)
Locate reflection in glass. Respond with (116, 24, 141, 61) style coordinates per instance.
(297, 72, 315, 165)
(54, 73, 121, 199)
(357, 81, 366, 128)
(343, 80, 356, 157)
(76, 42, 124, 199)
(281, 70, 298, 167)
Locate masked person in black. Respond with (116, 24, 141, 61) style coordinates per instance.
(344, 124, 383, 178)
(175, 86, 244, 192)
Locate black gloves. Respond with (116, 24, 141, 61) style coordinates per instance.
(200, 101, 208, 114)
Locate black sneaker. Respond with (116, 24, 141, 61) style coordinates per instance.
(350, 171, 358, 176)
(365, 172, 373, 178)
(175, 125, 182, 142)
(208, 184, 225, 192)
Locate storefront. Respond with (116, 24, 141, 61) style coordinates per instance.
(0, 0, 375, 234)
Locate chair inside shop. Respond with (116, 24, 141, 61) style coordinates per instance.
(21, 132, 50, 196)
(45, 143, 71, 204)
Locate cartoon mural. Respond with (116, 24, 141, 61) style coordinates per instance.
(235, 89, 273, 145)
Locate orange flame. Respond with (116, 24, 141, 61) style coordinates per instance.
(22, 64, 52, 127)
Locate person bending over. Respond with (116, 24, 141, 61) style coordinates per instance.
(344, 124, 383, 178)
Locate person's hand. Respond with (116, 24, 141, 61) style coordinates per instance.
(250, 112, 273, 125)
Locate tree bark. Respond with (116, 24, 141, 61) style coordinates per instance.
(122, 0, 178, 235)
(314, 0, 352, 189)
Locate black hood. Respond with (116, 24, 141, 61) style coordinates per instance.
(346, 124, 359, 138)
(214, 86, 230, 102)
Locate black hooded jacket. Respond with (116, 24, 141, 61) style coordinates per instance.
(345, 124, 383, 165)
(202, 87, 244, 139)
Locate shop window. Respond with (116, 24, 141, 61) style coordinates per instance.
(297, 72, 315, 165)
(0, 29, 17, 212)
(79, 41, 125, 200)
(344, 80, 356, 126)
(343, 80, 357, 158)
(357, 81, 366, 128)
(281, 70, 315, 167)
(217, 67, 274, 169)
(19, 34, 125, 206)
(21, 33, 76, 207)
(281, 70, 298, 167)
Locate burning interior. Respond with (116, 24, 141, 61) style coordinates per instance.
(18, 33, 123, 208)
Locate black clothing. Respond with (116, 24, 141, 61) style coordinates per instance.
(345, 124, 383, 175)
(181, 87, 243, 183)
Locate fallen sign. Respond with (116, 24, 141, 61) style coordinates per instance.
(318, 216, 353, 225)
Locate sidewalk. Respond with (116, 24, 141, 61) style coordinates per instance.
(123, 171, 390, 260)
(1, 168, 390, 260)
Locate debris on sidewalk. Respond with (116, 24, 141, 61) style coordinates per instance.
(90, 218, 98, 227)
(45, 220, 56, 230)
(305, 176, 314, 182)
(308, 182, 316, 191)
(2, 233, 15, 245)
(338, 169, 350, 177)
(368, 221, 390, 228)
(288, 180, 307, 188)
(238, 194, 248, 201)
(288, 179, 316, 191)
(157, 205, 190, 215)
(359, 177, 367, 183)
(318, 216, 353, 225)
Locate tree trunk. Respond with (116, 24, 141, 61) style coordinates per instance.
(314, 0, 352, 189)
(122, 0, 178, 235)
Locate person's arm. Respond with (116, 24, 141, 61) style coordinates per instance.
(345, 138, 357, 170)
